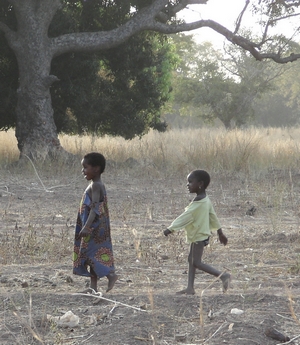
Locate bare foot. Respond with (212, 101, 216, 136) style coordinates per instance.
(176, 288, 195, 295)
(106, 273, 118, 292)
(220, 273, 231, 293)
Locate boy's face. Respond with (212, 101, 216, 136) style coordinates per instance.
(81, 158, 100, 181)
(186, 173, 202, 194)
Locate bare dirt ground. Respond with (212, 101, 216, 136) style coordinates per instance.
(1, 166, 300, 344)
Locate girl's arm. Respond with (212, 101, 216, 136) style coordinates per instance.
(79, 182, 103, 237)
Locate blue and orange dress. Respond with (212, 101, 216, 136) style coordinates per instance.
(73, 188, 115, 278)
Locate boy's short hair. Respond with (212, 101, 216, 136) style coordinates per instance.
(191, 170, 210, 189)
(84, 152, 106, 173)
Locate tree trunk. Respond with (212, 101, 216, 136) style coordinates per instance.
(10, 1, 67, 161)
(15, 59, 63, 160)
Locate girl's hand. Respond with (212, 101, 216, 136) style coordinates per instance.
(79, 227, 90, 238)
(164, 229, 172, 236)
(217, 229, 228, 246)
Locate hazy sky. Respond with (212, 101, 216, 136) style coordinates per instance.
(179, 0, 300, 48)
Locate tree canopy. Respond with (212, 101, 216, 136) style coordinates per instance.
(1, 0, 300, 160)
(1, 1, 177, 139)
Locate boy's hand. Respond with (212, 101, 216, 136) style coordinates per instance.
(164, 229, 172, 236)
(217, 229, 228, 246)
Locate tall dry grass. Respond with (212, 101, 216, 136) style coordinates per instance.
(1, 126, 300, 175)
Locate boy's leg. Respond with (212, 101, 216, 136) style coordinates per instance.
(192, 241, 230, 292)
(176, 244, 196, 295)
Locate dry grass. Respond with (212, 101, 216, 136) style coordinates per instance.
(2, 126, 300, 176)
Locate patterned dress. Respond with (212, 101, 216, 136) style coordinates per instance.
(73, 188, 115, 278)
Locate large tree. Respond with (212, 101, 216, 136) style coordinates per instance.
(1, 0, 300, 160)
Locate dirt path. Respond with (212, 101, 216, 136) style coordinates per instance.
(1, 169, 300, 344)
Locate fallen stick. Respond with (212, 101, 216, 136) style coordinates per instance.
(108, 304, 118, 318)
(81, 334, 94, 344)
(134, 336, 151, 342)
(202, 321, 226, 344)
(276, 313, 294, 321)
(62, 334, 88, 340)
(22, 154, 52, 193)
(72, 293, 148, 312)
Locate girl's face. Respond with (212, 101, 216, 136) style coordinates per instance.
(187, 173, 202, 194)
(81, 159, 100, 181)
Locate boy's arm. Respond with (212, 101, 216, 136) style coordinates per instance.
(163, 208, 194, 237)
(217, 228, 228, 245)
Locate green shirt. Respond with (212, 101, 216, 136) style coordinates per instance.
(168, 196, 221, 243)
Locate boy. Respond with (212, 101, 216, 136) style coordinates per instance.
(164, 169, 230, 294)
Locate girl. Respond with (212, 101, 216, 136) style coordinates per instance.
(73, 152, 118, 293)
(164, 169, 230, 295)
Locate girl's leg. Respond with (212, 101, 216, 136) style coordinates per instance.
(192, 242, 230, 292)
(90, 267, 98, 292)
(106, 272, 118, 292)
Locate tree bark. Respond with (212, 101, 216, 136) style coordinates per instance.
(7, 0, 66, 160)
(15, 60, 62, 160)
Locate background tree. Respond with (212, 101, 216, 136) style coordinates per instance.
(253, 48, 300, 127)
(1, 0, 300, 160)
(171, 33, 290, 129)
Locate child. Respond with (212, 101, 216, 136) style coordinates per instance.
(73, 152, 118, 293)
(164, 169, 230, 295)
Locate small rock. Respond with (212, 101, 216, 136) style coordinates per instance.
(230, 308, 244, 315)
(21, 281, 29, 288)
(175, 334, 186, 342)
(65, 276, 73, 283)
(246, 206, 256, 216)
(265, 327, 290, 342)
(0, 276, 8, 284)
(160, 255, 169, 260)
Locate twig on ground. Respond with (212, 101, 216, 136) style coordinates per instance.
(238, 338, 260, 344)
(134, 336, 151, 342)
(22, 154, 52, 193)
(200, 271, 227, 326)
(202, 321, 227, 344)
(72, 293, 148, 312)
(107, 304, 118, 318)
(276, 313, 295, 321)
(12, 310, 44, 344)
(62, 334, 89, 340)
(81, 334, 94, 343)
(0, 186, 14, 195)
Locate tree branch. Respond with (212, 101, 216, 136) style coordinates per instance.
(156, 0, 207, 23)
(50, 0, 300, 64)
(51, 0, 170, 56)
(281, 0, 300, 9)
(234, 0, 250, 34)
